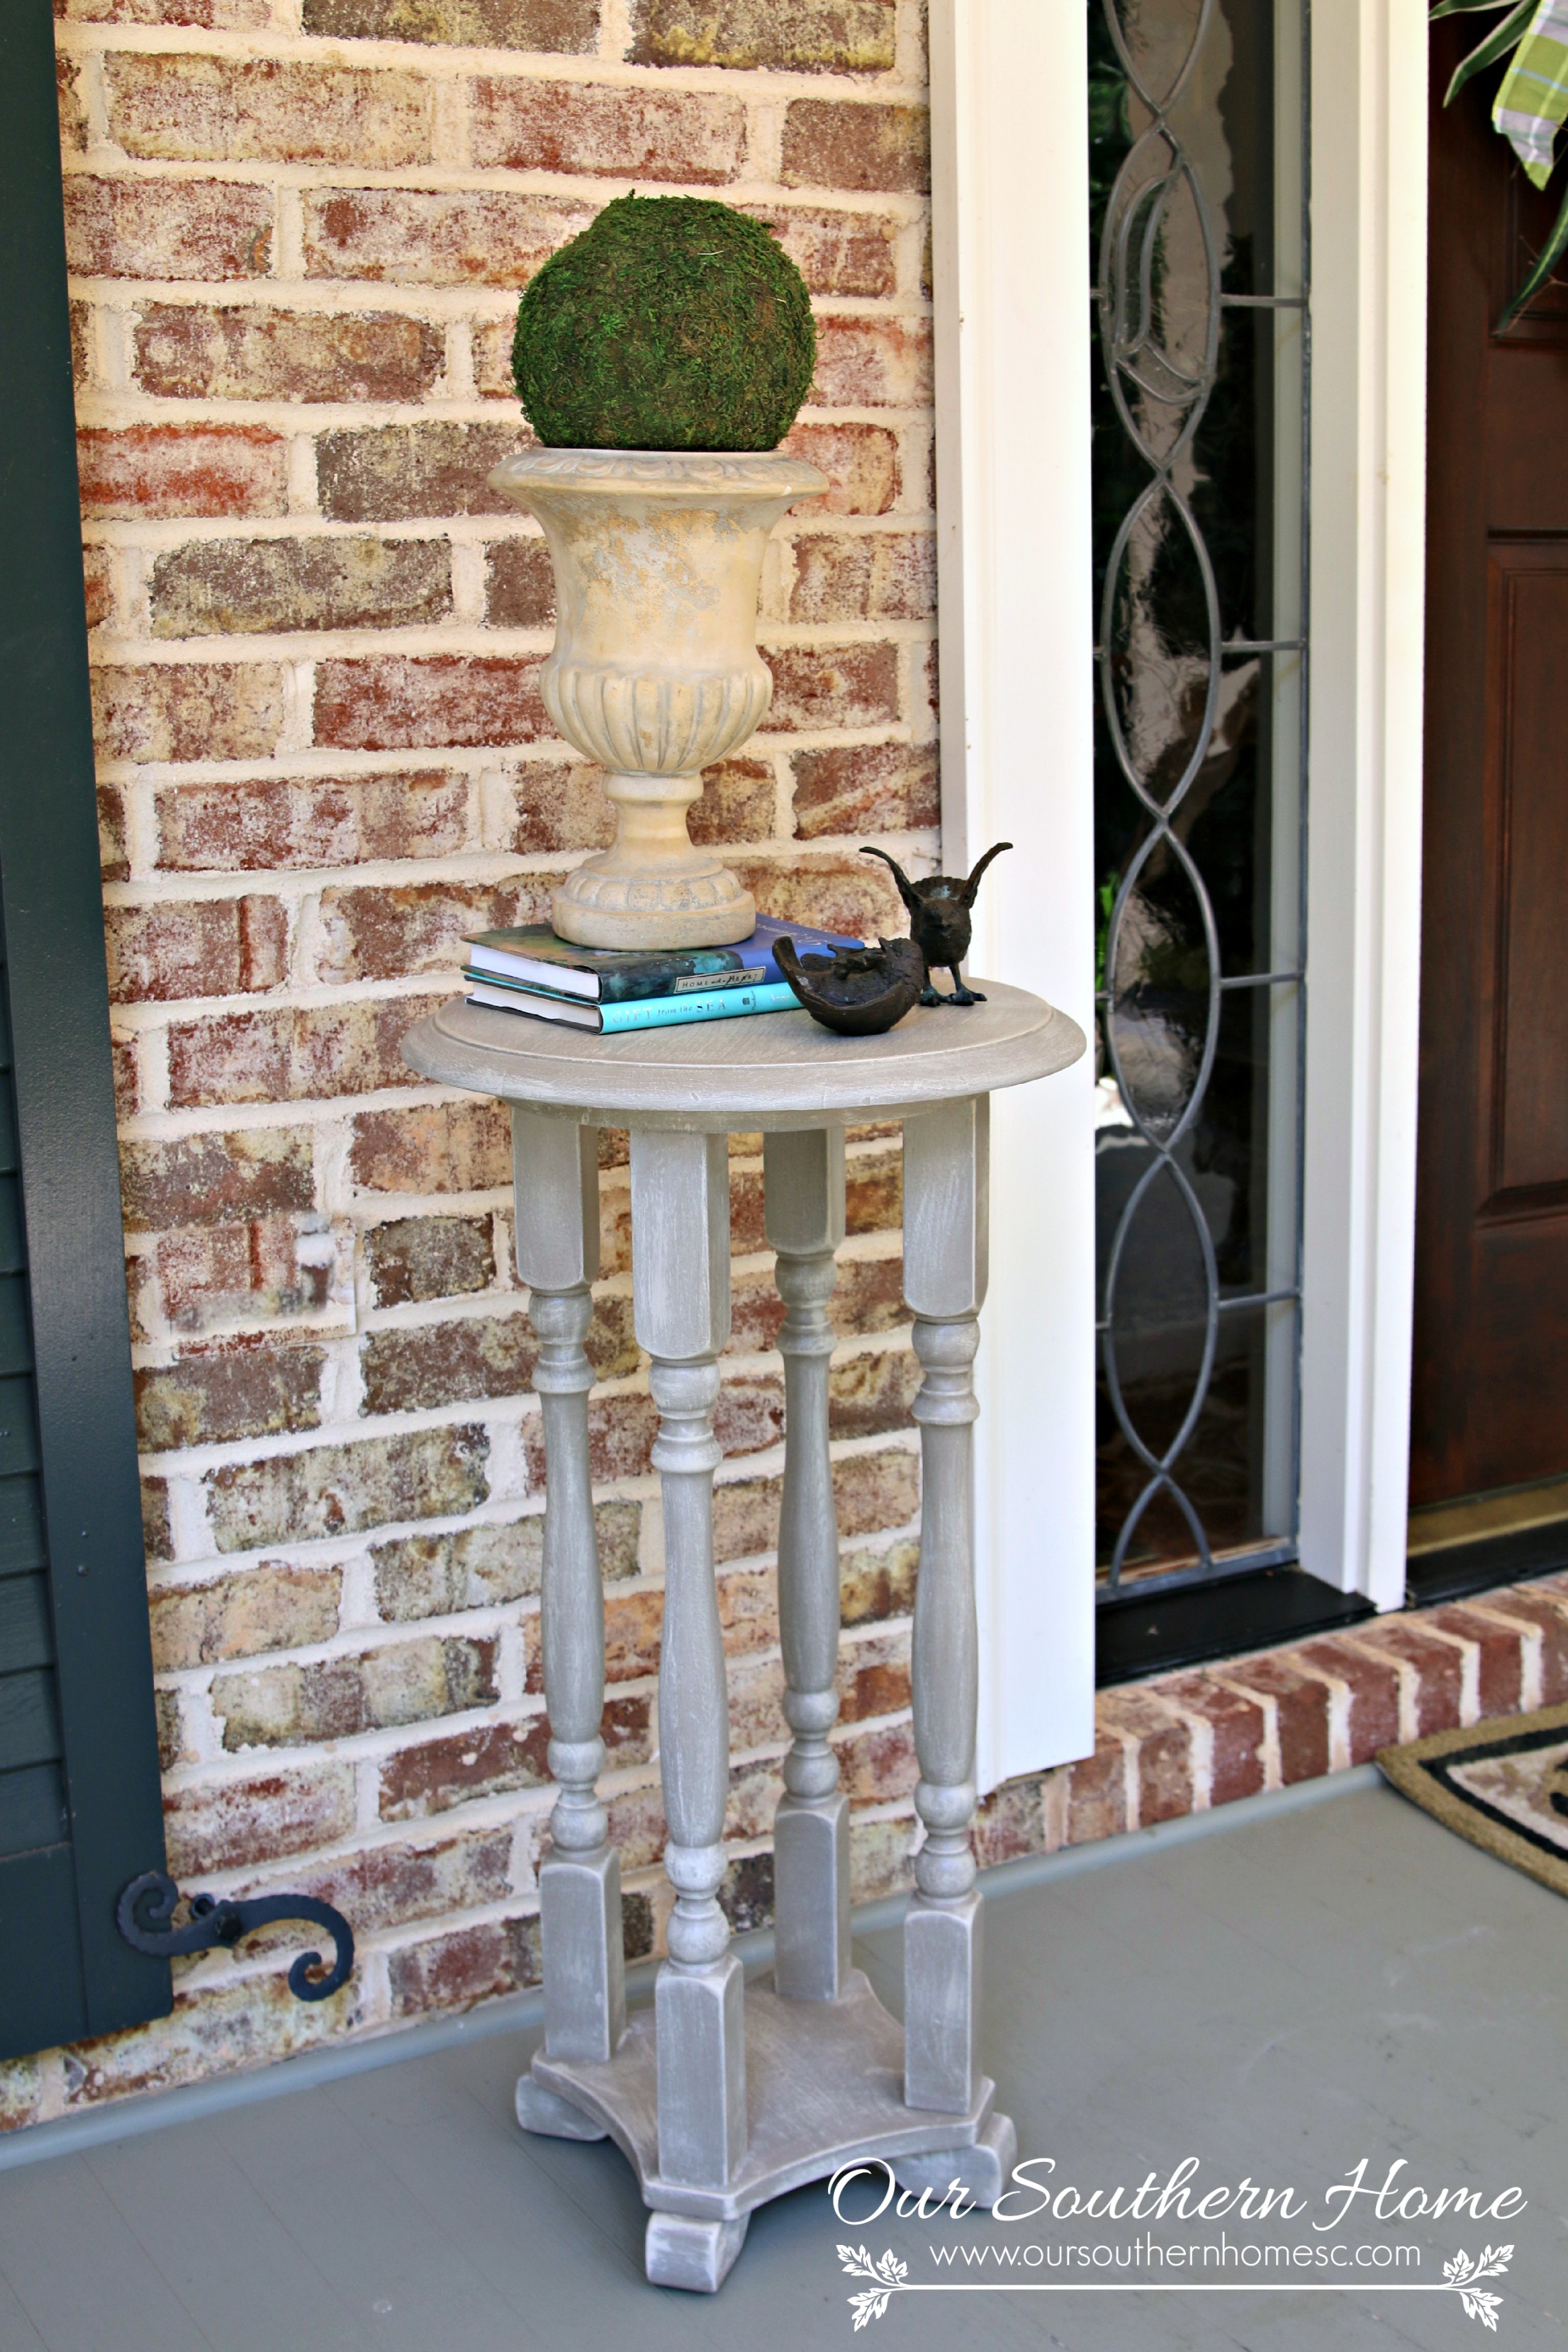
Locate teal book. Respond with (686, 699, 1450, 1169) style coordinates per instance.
(464, 973, 800, 1034)
(461, 914, 862, 1003)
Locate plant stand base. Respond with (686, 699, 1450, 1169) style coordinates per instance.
(516, 1968, 1011, 2287)
(550, 861, 756, 952)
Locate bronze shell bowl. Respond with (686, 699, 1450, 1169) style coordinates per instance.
(774, 936, 929, 1036)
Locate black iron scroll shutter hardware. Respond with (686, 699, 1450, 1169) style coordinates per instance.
(117, 1876, 355, 2003)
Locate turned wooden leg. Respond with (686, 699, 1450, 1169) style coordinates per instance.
(763, 1126, 849, 2002)
(900, 1094, 988, 2114)
(631, 1129, 746, 2191)
(510, 1109, 625, 2093)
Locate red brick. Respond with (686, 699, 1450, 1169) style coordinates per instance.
(1098, 1687, 1193, 1825)
(215, 1635, 498, 1748)
(974, 1779, 1048, 1869)
(471, 78, 745, 181)
(97, 783, 128, 883)
(1160, 1673, 1266, 1805)
(762, 642, 900, 732)
(364, 1215, 495, 1309)
(152, 1216, 330, 1334)
(388, 1917, 542, 2016)
(91, 663, 286, 764)
(83, 550, 116, 637)
(133, 306, 444, 404)
(303, 187, 592, 288)
(315, 657, 547, 753)
(485, 537, 556, 629)
(525, 1391, 660, 1487)
(780, 420, 900, 515)
(303, 0, 597, 45)
(846, 1145, 902, 1233)
(135, 1342, 324, 1450)
(632, 0, 895, 72)
(1067, 1731, 1128, 1845)
(811, 315, 931, 408)
(829, 1345, 918, 1438)
(1221, 1655, 1331, 1785)
(350, 1099, 511, 1195)
(711, 1445, 917, 1565)
(167, 992, 451, 1109)
(113, 1038, 140, 1124)
(61, 0, 275, 22)
(57, 54, 88, 154)
(142, 1475, 174, 1562)
(1432, 1603, 1526, 1718)
(836, 1717, 916, 1805)
(163, 1763, 354, 1877)
(1475, 1588, 1568, 1704)
(688, 758, 777, 846)
(793, 741, 937, 839)
(600, 1584, 662, 1684)
(121, 1130, 315, 1235)
(150, 1562, 342, 1671)
(151, 537, 452, 641)
(103, 55, 433, 167)
(1350, 1622, 1464, 1737)
(1294, 1636, 1402, 1762)
(106, 895, 287, 1004)
(743, 202, 898, 297)
(157, 771, 471, 873)
(64, 176, 274, 281)
(712, 1376, 786, 1458)
(317, 423, 530, 525)
(839, 1535, 916, 1625)
(737, 854, 905, 943)
(205, 1425, 489, 1552)
(315, 876, 556, 984)
(282, 1824, 511, 1935)
(379, 1715, 551, 1822)
(359, 1313, 536, 1416)
(78, 426, 286, 523)
(787, 531, 934, 626)
(782, 99, 929, 193)
(839, 1628, 910, 1721)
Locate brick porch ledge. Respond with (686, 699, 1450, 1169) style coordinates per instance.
(970, 1571, 1568, 1867)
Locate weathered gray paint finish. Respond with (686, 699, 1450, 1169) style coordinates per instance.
(405, 992, 1084, 2291)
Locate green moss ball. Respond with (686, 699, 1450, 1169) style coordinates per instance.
(512, 194, 817, 452)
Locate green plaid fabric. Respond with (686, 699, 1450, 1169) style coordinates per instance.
(1495, 0, 1568, 188)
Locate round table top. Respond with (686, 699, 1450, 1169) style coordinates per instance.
(402, 982, 1085, 1131)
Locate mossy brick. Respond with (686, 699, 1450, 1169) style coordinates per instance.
(785, 533, 936, 627)
(632, 0, 895, 73)
(839, 1536, 917, 1625)
(793, 741, 939, 838)
(103, 54, 435, 168)
(150, 1562, 342, 1672)
(91, 663, 286, 765)
(134, 307, 444, 404)
(782, 99, 931, 194)
(118, 1110, 317, 1232)
(303, 187, 593, 289)
(387, 1916, 541, 2017)
(64, 177, 274, 281)
(106, 896, 287, 1004)
(474, 80, 746, 184)
(378, 1715, 551, 1821)
(316, 423, 530, 525)
(204, 1425, 488, 1552)
(783, 420, 902, 515)
(135, 1343, 325, 1451)
(165, 993, 451, 1109)
(364, 1216, 496, 1309)
(313, 656, 549, 753)
(213, 1633, 498, 1748)
(162, 1762, 357, 1876)
(829, 1344, 918, 1439)
(78, 426, 287, 522)
(156, 772, 471, 874)
(349, 1100, 512, 1195)
(150, 538, 452, 640)
(303, 0, 598, 46)
(760, 642, 901, 730)
(373, 1501, 639, 1620)
(313, 877, 559, 985)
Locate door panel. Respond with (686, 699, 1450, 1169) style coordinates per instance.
(1491, 554, 1568, 1197)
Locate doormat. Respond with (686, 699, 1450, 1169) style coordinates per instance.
(1378, 1701, 1568, 1898)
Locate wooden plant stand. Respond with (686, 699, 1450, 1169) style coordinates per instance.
(403, 984, 1082, 2292)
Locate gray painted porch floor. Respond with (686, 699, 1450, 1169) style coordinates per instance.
(1, 1779, 1564, 2351)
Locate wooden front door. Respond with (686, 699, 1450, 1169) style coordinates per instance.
(1413, 22, 1568, 1511)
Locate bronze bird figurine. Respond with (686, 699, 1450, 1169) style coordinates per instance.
(859, 841, 1013, 1005)
(774, 936, 928, 1036)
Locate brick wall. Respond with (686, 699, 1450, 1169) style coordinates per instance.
(0, 0, 940, 2120)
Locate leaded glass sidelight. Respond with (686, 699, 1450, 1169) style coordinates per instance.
(1090, 0, 1309, 1597)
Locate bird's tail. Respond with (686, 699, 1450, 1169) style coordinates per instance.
(962, 840, 1013, 905)
(859, 843, 919, 914)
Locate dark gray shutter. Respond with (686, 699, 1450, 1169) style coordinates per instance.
(0, 0, 172, 2059)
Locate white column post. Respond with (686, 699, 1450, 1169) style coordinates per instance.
(763, 1126, 850, 2002)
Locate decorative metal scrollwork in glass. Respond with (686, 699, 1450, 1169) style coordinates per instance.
(1091, 0, 1309, 1596)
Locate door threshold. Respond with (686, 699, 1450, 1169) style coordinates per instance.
(1404, 1516, 1568, 1608)
(1096, 1564, 1374, 1686)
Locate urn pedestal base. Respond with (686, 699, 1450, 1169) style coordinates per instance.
(550, 849, 756, 951)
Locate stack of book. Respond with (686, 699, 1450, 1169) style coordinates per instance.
(461, 915, 864, 1034)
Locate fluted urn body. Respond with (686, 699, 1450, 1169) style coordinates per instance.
(488, 447, 828, 950)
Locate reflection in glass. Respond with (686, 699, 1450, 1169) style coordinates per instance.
(1092, 0, 1308, 1594)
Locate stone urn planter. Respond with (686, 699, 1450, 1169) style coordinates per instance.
(489, 447, 827, 951)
